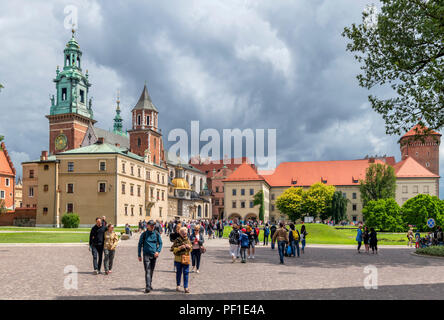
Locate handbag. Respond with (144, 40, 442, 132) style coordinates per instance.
(200, 245, 206, 254)
(286, 244, 292, 256)
(181, 254, 190, 265)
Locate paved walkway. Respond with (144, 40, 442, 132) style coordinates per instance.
(1, 233, 443, 300)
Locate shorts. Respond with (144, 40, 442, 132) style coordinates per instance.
(249, 241, 255, 248)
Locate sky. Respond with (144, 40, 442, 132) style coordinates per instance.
(0, 0, 442, 198)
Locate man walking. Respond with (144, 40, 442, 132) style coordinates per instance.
(356, 224, 363, 253)
(270, 223, 277, 250)
(89, 217, 107, 274)
(272, 222, 289, 264)
(138, 220, 163, 293)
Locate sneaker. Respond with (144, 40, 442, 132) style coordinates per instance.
(196, 270, 200, 274)
(252, 256, 255, 259)
(94, 270, 99, 275)
(144, 289, 151, 293)
(232, 256, 236, 263)
(105, 271, 109, 275)
(176, 286, 181, 292)
(184, 288, 190, 294)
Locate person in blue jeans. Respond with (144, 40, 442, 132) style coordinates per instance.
(356, 225, 363, 253)
(300, 224, 307, 254)
(263, 224, 270, 246)
(171, 227, 192, 293)
(239, 228, 250, 263)
(272, 222, 289, 264)
(288, 223, 300, 257)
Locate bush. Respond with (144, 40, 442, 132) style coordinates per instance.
(416, 246, 444, 257)
(401, 194, 443, 231)
(61, 213, 80, 228)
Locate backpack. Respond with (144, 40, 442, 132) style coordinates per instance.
(292, 230, 299, 241)
(264, 227, 270, 236)
(229, 229, 240, 244)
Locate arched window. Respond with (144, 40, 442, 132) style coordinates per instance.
(147, 116, 150, 126)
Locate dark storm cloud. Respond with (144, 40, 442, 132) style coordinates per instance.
(0, 0, 442, 197)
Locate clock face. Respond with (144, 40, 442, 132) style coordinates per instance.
(55, 134, 68, 151)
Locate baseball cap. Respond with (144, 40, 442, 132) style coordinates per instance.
(147, 220, 155, 226)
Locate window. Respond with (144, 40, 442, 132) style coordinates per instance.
(154, 138, 157, 148)
(162, 191, 165, 201)
(162, 175, 165, 185)
(29, 170, 34, 178)
(232, 189, 237, 196)
(125, 205, 128, 216)
(424, 185, 429, 193)
(67, 162, 74, 172)
(131, 207, 134, 216)
(146, 171, 151, 180)
(426, 162, 430, 167)
(271, 204, 275, 211)
(44, 185, 49, 192)
(122, 163, 126, 173)
(137, 185, 141, 197)
(98, 182, 106, 193)
(342, 192, 347, 199)
(352, 216, 357, 222)
(215, 186, 219, 193)
(5, 178, 9, 187)
(130, 185, 134, 196)
(67, 184, 74, 193)
(137, 138, 141, 147)
(43, 207, 48, 214)
(241, 189, 245, 196)
(413, 185, 418, 194)
(44, 165, 49, 171)
(352, 204, 357, 211)
(157, 173, 160, 183)
(352, 193, 357, 200)
(138, 168, 141, 177)
(137, 115, 141, 126)
(80, 89, 85, 103)
(159, 207, 162, 217)
(121, 183, 126, 194)
(139, 206, 143, 216)
(0, 191, 4, 199)
(67, 203, 73, 213)
(215, 199, 220, 206)
(62, 88, 67, 101)
(241, 201, 245, 208)
(146, 116, 150, 125)
(250, 189, 254, 195)
(131, 166, 134, 176)
(29, 187, 34, 197)
(402, 185, 408, 193)
(232, 201, 236, 208)
(157, 190, 160, 200)
(249, 201, 254, 208)
(99, 161, 106, 171)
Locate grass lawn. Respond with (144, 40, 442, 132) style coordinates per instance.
(223, 224, 415, 246)
(0, 232, 89, 243)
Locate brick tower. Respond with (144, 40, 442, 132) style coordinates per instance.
(46, 29, 95, 154)
(128, 84, 165, 166)
(399, 124, 441, 176)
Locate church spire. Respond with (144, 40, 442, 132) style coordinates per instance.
(113, 90, 125, 136)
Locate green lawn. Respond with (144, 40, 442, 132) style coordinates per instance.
(223, 224, 416, 246)
(0, 232, 89, 243)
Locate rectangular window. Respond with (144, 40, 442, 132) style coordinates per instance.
(122, 163, 126, 173)
(131, 166, 134, 176)
(98, 182, 106, 193)
(5, 178, 9, 187)
(137, 185, 141, 197)
(342, 192, 347, 199)
(271, 204, 275, 211)
(44, 185, 49, 192)
(241, 201, 245, 208)
(215, 186, 219, 193)
(249, 201, 254, 208)
(232, 201, 236, 208)
(67, 203, 73, 213)
(241, 189, 245, 196)
(250, 189, 254, 196)
(215, 199, 220, 206)
(121, 183, 126, 194)
(43, 207, 48, 214)
(130, 185, 134, 196)
(424, 185, 429, 193)
(62, 88, 67, 101)
(146, 171, 151, 180)
(352, 193, 357, 200)
(138, 168, 141, 177)
(271, 194, 275, 200)
(67, 184, 74, 193)
(413, 185, 419, 194)
(29, 170, 34, 178)
(352, 216, 357, 222)
(352, 204, 357, 211)
(131, 207, 134, 216)
(139, 206, 143, 216)
(125, 206, 128, 216)
(67, 162, 74, 172)
(0, 191, 4, 199)
(44, 165, 49, 171)
(29, 187, 34, 197)
(232, 189, 237, 196)
(159, 207, 162, 217)
(80, 90, 85, 103)
(402, 185, 408, 193)
(99, 161, 106, 171)
(162, 191, 165, 201)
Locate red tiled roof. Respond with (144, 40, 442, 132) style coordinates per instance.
(191, 157, 251, 177)
(401, 124, 441, 138)
(0, 142, 16, 176)
(224, 163, 264, 182)
(393, 156, 439, 178)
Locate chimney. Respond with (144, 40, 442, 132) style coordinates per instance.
(115, 143, 120, 147)
(40, 151, 48, 161)
(97, 137, 104, 144)
(369, 157, 375, 163)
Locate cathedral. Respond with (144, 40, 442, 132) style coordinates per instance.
(21, 31, 210, 227)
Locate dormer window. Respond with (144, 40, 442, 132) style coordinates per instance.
(352, 177, 359, 183)
(321, 178, 327, 184)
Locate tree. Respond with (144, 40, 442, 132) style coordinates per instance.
(359, 163, 396, 206)
(304, 183, 335, 220)
(276, 187, 305, 222)
(362, 198, 403, 232)
(327, 191, 349, 223)
(0, 200, 7, 214)
(401, 194, 444, 231)
(342, 1, 444, 135)
(253, 190, 265, 221)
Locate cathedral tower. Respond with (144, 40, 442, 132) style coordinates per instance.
(399, 124, 441, 176)
(46, 30, 95, 154)
(128, 84, 165, 166)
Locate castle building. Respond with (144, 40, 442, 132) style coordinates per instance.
(223, 125, 440, 223)
(0, 142, 16, 210)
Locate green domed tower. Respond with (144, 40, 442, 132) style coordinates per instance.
(46, 29, 96, 154)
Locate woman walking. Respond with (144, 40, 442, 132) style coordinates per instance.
(171, 227, 192, 293)
(356, 225, 363, 254)
(369, 227, 378, 254)
(190, 225, 204, 273)
(103, 224, 119, 275)
(363, 226, 370, 253)
(288, 223, 300, 257)
(300, 225, 308, 254)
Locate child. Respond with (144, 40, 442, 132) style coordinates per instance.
(415, 230, 421, 249)
(239, 228, 250, 263)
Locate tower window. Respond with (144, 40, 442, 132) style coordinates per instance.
(426, 162, 430, 167)
(80, 90, 85, 103)
(147, 116, 150, 125)
(62, 88, 67, 101)
(137, 115, 141, 126)
(137, 138, 141, 147)
(66, 55, 70, 66)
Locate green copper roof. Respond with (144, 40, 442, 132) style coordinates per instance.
(60, 142, 143, 161)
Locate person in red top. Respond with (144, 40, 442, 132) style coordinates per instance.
(189, 225, 205, 273)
